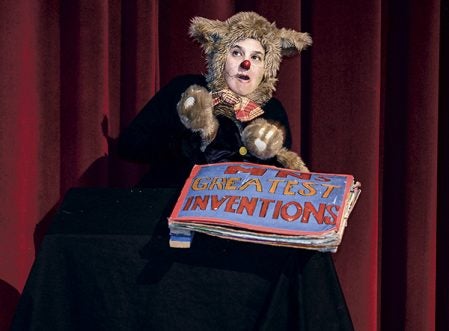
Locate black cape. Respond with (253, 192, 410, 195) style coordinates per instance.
(117, 74, 293, 187)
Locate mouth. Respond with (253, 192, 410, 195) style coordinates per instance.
(236, 74, 250, 81)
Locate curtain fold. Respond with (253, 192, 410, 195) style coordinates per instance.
(0, 1, 447, 330)
(436, 3, 449, 331)
(381, 1, 440, 330)
(0, 0, 60, 299)
(305, 1, 382, 328)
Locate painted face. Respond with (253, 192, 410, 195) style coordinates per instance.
(224, 38, 265, 97)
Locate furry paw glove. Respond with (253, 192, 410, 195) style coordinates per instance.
(177, 85, 219, 151)
(242, 118, 309, 172)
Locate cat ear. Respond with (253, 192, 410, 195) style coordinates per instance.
(278, 28, 312, 57)
(189, 17, 228, 54)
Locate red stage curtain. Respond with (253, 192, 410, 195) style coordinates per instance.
(0, 1, 447, 330)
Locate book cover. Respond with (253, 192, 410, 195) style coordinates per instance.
(168, 162, 360, 252)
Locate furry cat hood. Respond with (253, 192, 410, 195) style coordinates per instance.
(189, 11, 312, 105)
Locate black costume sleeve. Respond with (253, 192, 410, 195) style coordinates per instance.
(117, 74, 206, 163)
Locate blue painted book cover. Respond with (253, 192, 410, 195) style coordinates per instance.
(168, 162, 361, 252)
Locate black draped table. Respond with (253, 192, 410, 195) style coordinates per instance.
(11, 188, 353, 331)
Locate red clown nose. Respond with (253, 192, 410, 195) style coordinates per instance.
(240, 60, 251, 70)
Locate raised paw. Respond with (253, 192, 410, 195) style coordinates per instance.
(241, 118, 285, 160)
(177, 85, 218, 150)
(177, 85, 213, 129)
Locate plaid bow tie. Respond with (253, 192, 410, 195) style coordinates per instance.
(211, 89, 264, 122)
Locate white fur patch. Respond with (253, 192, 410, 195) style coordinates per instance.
(254, 138, 267, 151)
(265, 128, 275, 140)
(184, 96, 195, 108)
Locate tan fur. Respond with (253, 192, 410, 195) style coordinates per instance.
(242, 119, 309, 172)
(178, 12, 311, 171)
(241, 118, 284, 160)
(276, 148, 309, 172)
(177, 85, 218, 151)
(189, 12, 312, 105)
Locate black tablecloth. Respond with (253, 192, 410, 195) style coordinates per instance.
(11, 188, 353, 331)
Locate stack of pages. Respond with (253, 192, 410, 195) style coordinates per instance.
(168, 162, 361, 252)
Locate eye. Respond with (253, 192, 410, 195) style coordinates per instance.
(252, 55, 262, 62)
(231, 49, 242, 57)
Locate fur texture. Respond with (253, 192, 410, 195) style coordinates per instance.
(241, 118, 284, 160)
(177, 85, 218, 151)
(242, 119, 309, 172)
(178, 12, 311, 171)
(189, 12, 312, 105)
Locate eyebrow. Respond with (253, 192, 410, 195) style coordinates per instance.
(231, 44, 265, 56)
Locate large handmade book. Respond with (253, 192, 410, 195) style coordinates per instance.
(168, 162, 361, 252)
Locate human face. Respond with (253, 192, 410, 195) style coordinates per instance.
(224, 38, 265, 97)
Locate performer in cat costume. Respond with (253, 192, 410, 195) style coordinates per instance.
(118, 11, 310, 187)
(118, 12, 354, 330)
